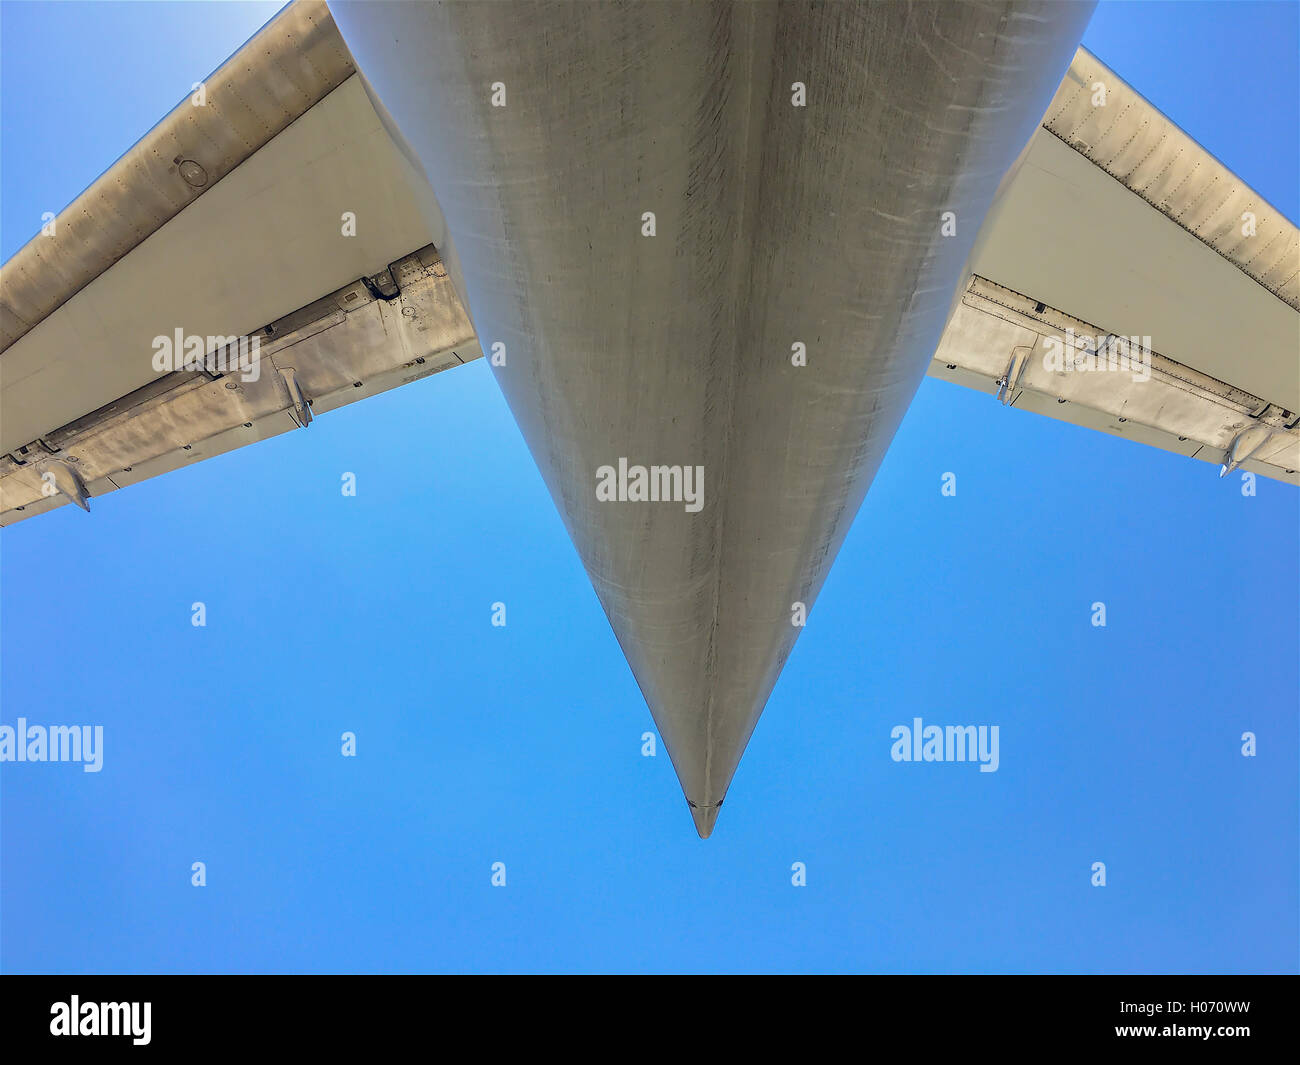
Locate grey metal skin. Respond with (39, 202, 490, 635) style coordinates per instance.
(330, 0, 1094, 837)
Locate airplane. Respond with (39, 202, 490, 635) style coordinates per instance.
(1, 1, 1295, 839)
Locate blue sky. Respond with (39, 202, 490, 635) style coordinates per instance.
(1, 1, 1296, 974)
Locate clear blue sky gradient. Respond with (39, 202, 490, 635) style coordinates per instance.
(1, 1, 1296, 974)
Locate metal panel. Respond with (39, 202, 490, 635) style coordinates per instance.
(0, 249, 478, 525)
(0, 1, 356, 353)
(1, 75, 440, 455)
(1044, 47, 1299, 310)
(967, 130, 1298, 411)
(928, 277, 1299, 484)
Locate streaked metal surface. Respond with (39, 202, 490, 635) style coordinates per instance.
(1045, 47, 1299, 310)
(0, 2, 355, 355)
(929, 277, 1300, 484)
(0, 247, 479, 525)
(331, 0, 1095, 834)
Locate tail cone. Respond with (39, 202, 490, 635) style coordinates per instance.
(689, 801, 722, 839)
